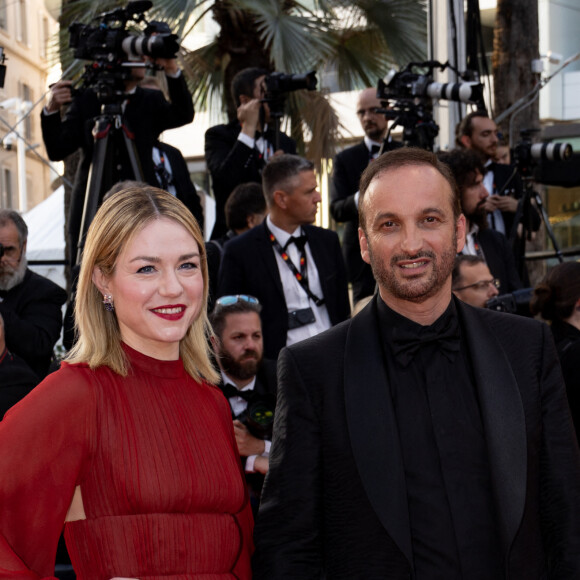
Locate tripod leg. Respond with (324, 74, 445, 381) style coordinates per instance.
(76, 120, 113, 265)
(121, 125, 144, 182)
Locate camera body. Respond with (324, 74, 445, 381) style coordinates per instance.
(239, 393, 276, 441)
(69, 1, 179, 101)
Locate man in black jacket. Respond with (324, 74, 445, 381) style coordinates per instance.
(0, 210, 66, 379)
(217, 154, 350, 360)
(438, 148, 522, 294)
(210, 296, 277, 514)
(254, 148, 580, 579)
(41, 57, 194, 263)
(205, 67, 296, 239)
(331, 88, 400, 304)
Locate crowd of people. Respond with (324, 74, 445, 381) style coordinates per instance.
(0, 61, 579, 580)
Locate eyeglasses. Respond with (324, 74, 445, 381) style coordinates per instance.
(215, 295, 260, 307)
(453, 278, 500, 292)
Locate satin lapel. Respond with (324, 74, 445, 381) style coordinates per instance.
(344, 297, 413, 567)
(457, 301, 527, 552)
(255, 223, 285, 300)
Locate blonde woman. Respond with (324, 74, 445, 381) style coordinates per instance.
(0, 186, 253, 579)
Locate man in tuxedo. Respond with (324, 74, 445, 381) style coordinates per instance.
(0, 210, 67, 379)
(254, 147, 580, 579)
(438, 148, 522, 294)
(41, 56, 194, 264)
(452, 255, 500, 308)
(330, 87, 399, 304)
(210, 296, 277, 513)
(217, 154, 350, 360)
(205, 67, 296, 239)
(456, 112, 519, 233)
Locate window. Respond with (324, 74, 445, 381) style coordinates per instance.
(1, 167, 13, 208)
(40, 16, 50, 58)
(0, 0, 7, 32)
(18, 0, 28, 44)
(18, 82, 32, 140)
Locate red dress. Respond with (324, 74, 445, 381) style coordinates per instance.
(0, 344, 253, 580)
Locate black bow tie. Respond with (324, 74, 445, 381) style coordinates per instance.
(221, 383, 254, 402)
(284, 235, 308, 252)
(391, 323, 460, 367)
(370, 144, 381, 156)
(486, 161, 497, 174)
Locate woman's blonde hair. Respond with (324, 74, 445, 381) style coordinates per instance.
(67, 185, 219, 384)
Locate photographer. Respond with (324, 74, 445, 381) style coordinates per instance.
(204, 67, 296, 239)
(210, 295, 277, 514)
(41, 48, 194, 264)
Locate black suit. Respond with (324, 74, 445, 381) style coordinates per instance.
(0, 269, 67, 379)
(472, 227, 522, 293)
(330, 141, 376, 303)
(218, 358, 278, 504)
(41, 75, 194, 261)
(153, 141, 204, 229)
(204, 121, 296, 239)
(217, 221, 350, 360)
(254, 296, 580, 579)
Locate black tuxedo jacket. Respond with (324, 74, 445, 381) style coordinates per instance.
(0, 269, 67, 379)
(330, 141, 376, 303)
(254, 296, 580, 579)
(154, 141, 204, 229)
(217, 221, 350, 360)
(475, 227, 522, 293)
(41, 75, 194, 260)
(204, 121, 296, 239)
(0, 349, 39, 418)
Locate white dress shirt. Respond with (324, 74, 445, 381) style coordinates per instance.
(266, 215, 332, 346)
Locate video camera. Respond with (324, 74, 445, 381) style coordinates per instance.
(377, 61, 484, 107)
(374, 61, 484, 151)
(486, 288, 533, 316)
(512, 129, 573, 182)
(69, 0, 179, 101)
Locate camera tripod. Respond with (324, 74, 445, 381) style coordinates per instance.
(76, 101, 144, 264)
(509, 171, 564, 284)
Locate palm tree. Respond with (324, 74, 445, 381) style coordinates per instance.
(58, 0, 427, 160)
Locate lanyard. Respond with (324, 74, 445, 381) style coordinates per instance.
(266, 225, 325, 307)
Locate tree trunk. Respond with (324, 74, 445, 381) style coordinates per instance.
(492, 0, 540, 143)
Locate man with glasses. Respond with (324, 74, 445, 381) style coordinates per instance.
(330, 88, 401, 305)
(0, 210, 67, 379)
(452, 255, 500, 308)
(210, 295, 277, 514)
(438, 148, 522, 294)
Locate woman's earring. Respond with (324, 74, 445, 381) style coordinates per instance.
(102, 294, 115, 312)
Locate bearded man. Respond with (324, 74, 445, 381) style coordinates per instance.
(210, 295, 277, 514)
(0, 210, 66, 379)
(254, 147, 580, 579)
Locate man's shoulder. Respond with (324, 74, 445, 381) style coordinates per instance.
(335, 141, 367, 161)
(15, 269, 67, 304)
(285, 317, 352, 360)
(458, 299, 545, 342)
(304, 224, 339, 243)
(205, 121, 240, 140)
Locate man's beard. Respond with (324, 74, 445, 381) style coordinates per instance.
(0, 256, 27, 291)
(367, 233, 457, 304)
(219, 347, 262, 381)
(466, 206, 488, 230)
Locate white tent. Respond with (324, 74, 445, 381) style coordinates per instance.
(23, 185, 66, 290)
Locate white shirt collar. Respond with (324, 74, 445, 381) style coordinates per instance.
(266, 215, 302, 248)
(220, 370, 257, 394)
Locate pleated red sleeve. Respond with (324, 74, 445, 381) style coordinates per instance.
(0, 363, 95, 579)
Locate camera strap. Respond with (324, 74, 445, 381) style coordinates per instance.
(266, 225, 325, 307)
